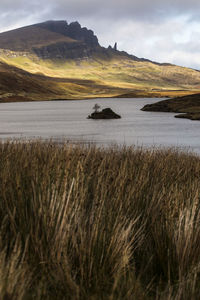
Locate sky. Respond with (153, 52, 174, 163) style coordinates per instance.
(0, 0, 200, 69)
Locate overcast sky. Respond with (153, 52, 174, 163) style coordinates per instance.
(1, 0, 200, 69)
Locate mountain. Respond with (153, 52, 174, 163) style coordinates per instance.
(0, 20, 149, 61)
(0, 20, 200, 102)
(0, 20, 100, 60)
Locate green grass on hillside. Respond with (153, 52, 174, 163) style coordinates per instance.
(1, 52, 200, 97)
(0, 141, 200, 299)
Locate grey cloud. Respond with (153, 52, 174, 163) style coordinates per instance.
(0, 0, 200, 69)
(0, 0, 41, 14)
(1, 0, 200, 28)
(46, 0, 200, 22)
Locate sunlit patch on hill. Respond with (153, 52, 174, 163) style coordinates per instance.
(0, 20, 200, 101)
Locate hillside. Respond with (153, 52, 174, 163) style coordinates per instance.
(0, 60, 133, 102)
(0, 20, 200, 101)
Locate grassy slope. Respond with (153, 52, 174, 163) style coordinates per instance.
(1, 50, 200, 101)
(0, 59, 129, 101)
(0, 141, 200, 299)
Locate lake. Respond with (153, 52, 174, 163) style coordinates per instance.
(0, 98, 200, 153)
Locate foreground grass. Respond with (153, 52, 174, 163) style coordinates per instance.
(0, 141, 200, 299)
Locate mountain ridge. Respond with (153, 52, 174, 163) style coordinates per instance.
(0, 20, 200, 102)
(0, 20, 155, 62)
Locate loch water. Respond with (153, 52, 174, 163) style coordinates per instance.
(0, 98, 200, 154)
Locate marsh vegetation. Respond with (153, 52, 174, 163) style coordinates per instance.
(0, 141, 200, 299)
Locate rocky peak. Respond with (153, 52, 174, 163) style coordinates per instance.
(36, 20, 99, 48)
(68, 21, 81, 29)
(65, 22, 99, 48)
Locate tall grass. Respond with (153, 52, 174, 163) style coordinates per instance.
(0, 141, 200, 299)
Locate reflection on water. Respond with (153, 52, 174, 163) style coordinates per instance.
(0, 98, 200, 153)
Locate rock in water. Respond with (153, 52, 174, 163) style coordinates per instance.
(88, 108, 121, 119)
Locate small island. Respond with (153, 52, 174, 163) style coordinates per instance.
(88, 105, 121, 119)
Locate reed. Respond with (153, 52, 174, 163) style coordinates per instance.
(0, 140, 200, 299)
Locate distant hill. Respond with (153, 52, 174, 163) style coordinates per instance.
(0, 20, 200, 101)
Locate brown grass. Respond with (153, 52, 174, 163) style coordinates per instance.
(0, 141, 200, 299)
(1, 52, 200, 102)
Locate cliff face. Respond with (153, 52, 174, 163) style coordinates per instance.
(0, 20, 100, 60)
(31, 21, 152, 61)
(32, 41, 97, 60)
(35, 21, 101, 59)
(32, 21, 101, 59)
(0, 20, 151, 61)
(36, 20, 99, 48)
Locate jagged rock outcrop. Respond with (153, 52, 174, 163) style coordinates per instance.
(36, 20, 99, 48)
(32, 21, 100, 59)
(0, 20, 100, 60)
(65, 22, 99, 48)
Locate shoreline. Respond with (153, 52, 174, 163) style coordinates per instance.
(0, 89, 199, 104)
(141, 92, 200, 121)
(0, 137, 198, 157)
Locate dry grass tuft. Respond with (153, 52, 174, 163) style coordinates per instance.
(0, 141, 200, 299)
